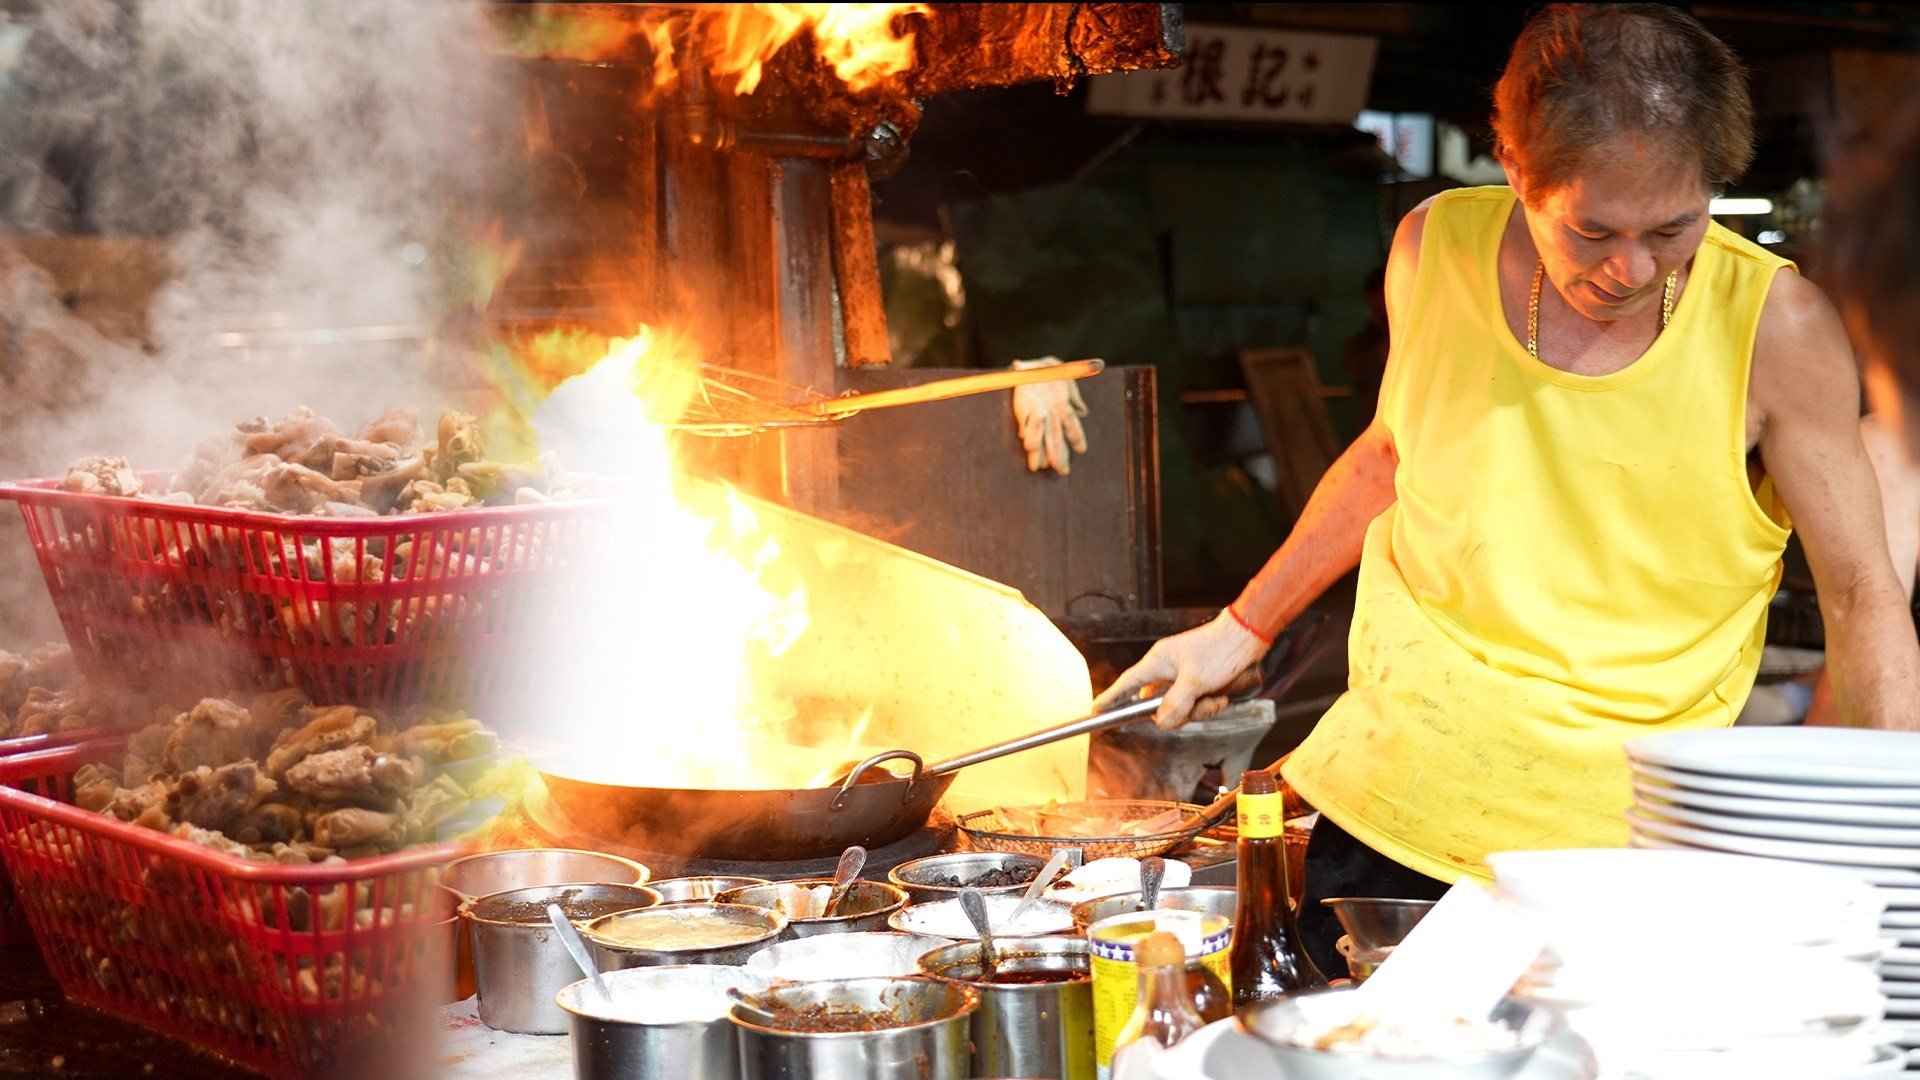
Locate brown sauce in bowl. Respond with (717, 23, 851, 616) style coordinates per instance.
(985, 968, 1090, 985)
(764, 1005, 897, 1033)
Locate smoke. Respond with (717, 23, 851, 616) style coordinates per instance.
(0, 0, 516, 641)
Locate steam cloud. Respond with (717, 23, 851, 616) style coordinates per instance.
(0, 0, 513, 639)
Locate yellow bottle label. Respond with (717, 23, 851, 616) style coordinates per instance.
(1237, 790, 1285, 838)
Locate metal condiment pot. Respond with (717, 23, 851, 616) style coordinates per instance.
(728, 976, 977, 1080)
(918, 935, 1095, 1080)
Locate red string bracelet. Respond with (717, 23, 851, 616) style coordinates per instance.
(1225, 604, 1274, 647)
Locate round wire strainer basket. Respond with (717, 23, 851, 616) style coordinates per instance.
(957, 799, 1214, 860)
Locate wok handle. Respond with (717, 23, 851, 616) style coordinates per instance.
(923, 696, 1166, 778)
(831, 749, 926, 811)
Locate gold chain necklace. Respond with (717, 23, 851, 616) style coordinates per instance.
(1527, 260, 1677, 360)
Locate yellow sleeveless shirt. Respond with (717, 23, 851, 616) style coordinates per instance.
(1281, 186, 1793, 884)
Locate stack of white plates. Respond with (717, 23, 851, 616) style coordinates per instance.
(1626, 727, 1920, 1070)
(1488, 847, 1898, 1078)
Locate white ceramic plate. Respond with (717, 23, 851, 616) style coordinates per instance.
(1634, 762, 1920, 807)
(1887, 946, 1920, 965)
(1627, 728, 1920, 787)
(1150, 1017, 1599, 1080)
(1634, 779, 1920, 827)
(1881, 910, 1920, 928)
(1631, 797, 1920, 852)
(1883, 962, 1920, 980)
(1881, 978, 1920, 998)
(1627, 809, 1920, 871)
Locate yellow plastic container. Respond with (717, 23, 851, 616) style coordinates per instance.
(1087, 910, 1232, 1078)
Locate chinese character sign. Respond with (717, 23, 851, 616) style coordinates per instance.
(1088, 26, 1377, 125)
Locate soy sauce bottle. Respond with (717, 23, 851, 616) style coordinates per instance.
(1228, 769, 1324, 1007)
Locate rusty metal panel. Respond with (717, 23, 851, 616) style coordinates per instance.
(829, 364, 1160, 615)
(829, 163, 892, 368)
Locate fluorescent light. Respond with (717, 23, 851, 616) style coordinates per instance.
(1710, 197, 1773, 216)
(1757, 230, 1786, 245)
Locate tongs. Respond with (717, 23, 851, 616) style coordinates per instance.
(832, 612, 1331, 792)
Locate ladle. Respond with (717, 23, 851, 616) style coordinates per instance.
(960, 887, 997, 979)
(1139, 856, 1167, 912)
(822, 845, 868, 918)
(546, 902, 611, 1005)
(727, 987, 783, 1026)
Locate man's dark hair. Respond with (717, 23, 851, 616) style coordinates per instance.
(1492, 4, 1754, 201)
(1824, 89, 1920, 403)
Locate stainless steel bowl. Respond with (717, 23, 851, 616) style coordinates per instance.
(465, 882, 664, 1034)
(1068, 885, 1238, 933)
(440, 848, 652, 901)
(716, 880, 909, 937)
(728, 975, 978, 1080)
(557, 965, 769, 1080)
(649, 876, 772, 903)
(888, 852, 1050, 905)
(583, 902, 789, 969)
(748, 932, 946, 982)
(440, 848, 651, 1007)
(918, 935, 1094, 1080)
(888, 894, 1077, 940)
(1236, 985, 1565, 1079)
(1321, 897, 1434, 952)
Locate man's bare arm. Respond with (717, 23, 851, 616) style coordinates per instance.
(1755, 271, 1920, 730)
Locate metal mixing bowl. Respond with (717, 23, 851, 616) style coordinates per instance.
(716, 880, 909, 937)
(1320, 897, 1434, 952)
(888, 852, 1050, 905)
(1069, 885, 1238, 933)
(583, 902, 789, 969)
(648, 876, 771, 903)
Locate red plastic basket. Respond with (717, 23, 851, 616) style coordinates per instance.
(0, 479, 623, 709)
(0, 728, 105, 945)
(0, 738, 458, 1079)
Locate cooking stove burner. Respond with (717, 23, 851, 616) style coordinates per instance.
(518, 779, 955, 881)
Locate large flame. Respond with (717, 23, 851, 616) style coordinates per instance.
(509, 325, 888, 789)
(704, 3, 928, 95)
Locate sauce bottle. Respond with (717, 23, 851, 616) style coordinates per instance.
(1109, 931, 1206, 1080)
(1228, 768, 1325, 1008)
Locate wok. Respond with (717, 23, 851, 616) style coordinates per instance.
(538, 615, 1329, 862)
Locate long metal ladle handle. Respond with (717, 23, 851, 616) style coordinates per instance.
(922, 695, 1165, 778)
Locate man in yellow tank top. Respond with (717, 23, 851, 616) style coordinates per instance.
(1099, 4, 1920, 976)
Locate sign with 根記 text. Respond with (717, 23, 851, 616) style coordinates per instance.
(1086, 25, 1376, 126)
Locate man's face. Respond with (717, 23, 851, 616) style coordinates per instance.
(1518, 137, 1715, 323)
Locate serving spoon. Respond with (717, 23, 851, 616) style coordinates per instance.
(727, 987, 783, 1026)
(1007, 847, 1074, 927)
(822, 845, 868, 918)
(1139, 856, 1167, 911)
(960, 887, 998, 979)
(547, 902, 611, 1005)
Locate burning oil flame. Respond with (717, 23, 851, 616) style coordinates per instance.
(498, 3, 927, 96)
(489, 323, 886, 790)
(705, 3, 929, 95)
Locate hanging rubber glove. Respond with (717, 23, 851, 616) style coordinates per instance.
(1093, 608, 1271, 730)
(1011, 356, 1090, 475)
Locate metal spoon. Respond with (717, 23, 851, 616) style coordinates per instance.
(546, 902, 611, 1005)
(822, 845, 868, 918)
(1007, 847, 1074, 926)
(1139, 856, 1167, 912)
(960, 887, 997, 979)
(727, 986, 782, 1026)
